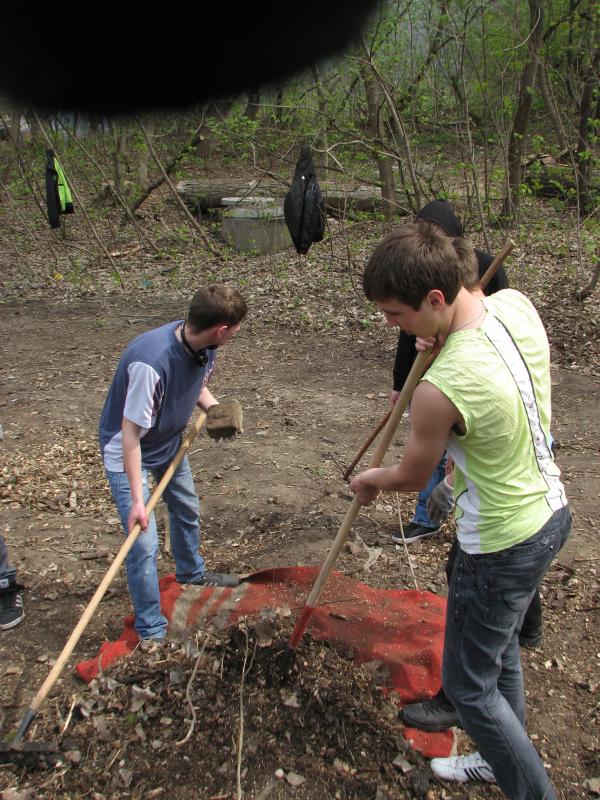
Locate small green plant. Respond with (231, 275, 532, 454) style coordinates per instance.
(530, 134, 545, 153)
(305, 466, 327, 478)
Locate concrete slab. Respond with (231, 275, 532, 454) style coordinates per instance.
(221, 204, 293, 254)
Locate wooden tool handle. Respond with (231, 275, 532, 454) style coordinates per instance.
(479, 239, 515, 290)
(16, 411, 207, 738)
(304, 349, 432, 610)
(342, 410, 391, 481)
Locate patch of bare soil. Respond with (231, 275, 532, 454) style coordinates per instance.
(3, 619, 437, 800)
(0, 205, 599, 798)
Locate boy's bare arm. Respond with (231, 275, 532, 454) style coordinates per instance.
(122, 418, 148, 532)
(350, 381, 460, 505)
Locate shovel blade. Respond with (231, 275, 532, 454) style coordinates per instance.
(0, 739, 63, 768)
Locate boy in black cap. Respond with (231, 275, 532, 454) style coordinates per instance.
(391, 200, 508, 545)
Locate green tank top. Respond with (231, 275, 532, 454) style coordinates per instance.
(424, 289, 567, 554)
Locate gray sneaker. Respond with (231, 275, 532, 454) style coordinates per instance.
(191, 571, 239, 588)
(0, 577, 25, 631)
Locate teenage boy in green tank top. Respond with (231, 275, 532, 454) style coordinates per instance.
(350, 220, 570, 799)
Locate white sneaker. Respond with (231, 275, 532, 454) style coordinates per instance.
(431, 752, 496, 783)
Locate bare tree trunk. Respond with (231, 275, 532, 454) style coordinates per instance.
(311, 65, 330, 175)
(361, 67, 396, 221)
(500, 0, 545, 221)
(138, 117, 154, 192)
(196, 100, 234, 159)
(32, 109, 126, 287)
(112, 124, 128, 196)
(360, 36, 421, 211)
(536, 59, 568, 152)
(244, 89, 261, 120)
(448, 8, 490, 249)
(448, 73, 483, 127)
(575, 259, 600, 302)
(131, 126, 208, 212)
(0, 108, 23, 185)
(274, 87, 284, 125)
(53, 116, 159, 253)
(575, 46, 600, 215)
(135, 118, 222, 258)
(1, 112, 49, 219)
(395, 0, 451, 115)
(9, 109, 23, 148)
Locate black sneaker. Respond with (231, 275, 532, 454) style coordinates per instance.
(191, 571, 239, 588)
(0, 579, 25, 631)
(392, 522, 440, 545)
(399, 691, 461, 732)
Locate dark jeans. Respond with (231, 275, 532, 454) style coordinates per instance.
(0, 534, 15, 585)
(442, 506, 571, 800)
(446, 539, 542, 644)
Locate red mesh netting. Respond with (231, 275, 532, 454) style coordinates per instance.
(75, 567, 454, 757)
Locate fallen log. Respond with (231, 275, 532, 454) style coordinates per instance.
(524, 159, 600, 199)
(176, 178, 402, 216)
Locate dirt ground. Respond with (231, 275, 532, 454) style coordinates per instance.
(0, 290, 599, 800)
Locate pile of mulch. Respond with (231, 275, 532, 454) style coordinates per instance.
(3, 618, 440, 800)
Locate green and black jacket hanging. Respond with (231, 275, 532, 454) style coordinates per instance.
(45, 149, 74, 228)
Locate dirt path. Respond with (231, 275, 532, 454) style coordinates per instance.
(1, 298, 599, 798)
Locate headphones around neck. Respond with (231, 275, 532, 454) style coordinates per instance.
(180, 322, 214, 367)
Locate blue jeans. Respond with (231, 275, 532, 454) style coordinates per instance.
(106, 455, 205, 639)
(413, 455, 446, 528)
(442, 505, 571, 800)
(0, 534, 14, 581)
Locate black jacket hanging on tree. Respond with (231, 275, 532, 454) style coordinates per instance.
(284, 145, 325, 254)
(45, 149, 74, 228)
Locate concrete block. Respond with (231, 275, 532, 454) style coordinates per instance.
(221, 205, 293, 254)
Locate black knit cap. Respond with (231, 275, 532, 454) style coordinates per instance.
(416, 200, 464, 237)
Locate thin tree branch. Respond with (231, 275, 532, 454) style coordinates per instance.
(176, 633, 211, 747)
(358, 38, 422, 210)
(395, 494, 419, 590)
(31, 109, 126, 287)
(53, 116, 160, 254)
(135, 117, 223, 259)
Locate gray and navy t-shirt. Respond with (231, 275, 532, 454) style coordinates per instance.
(99, 321, 216, 471)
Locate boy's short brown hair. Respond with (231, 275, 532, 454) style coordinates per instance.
(187, 284, 247, 331)
(363, 220, 477, 309)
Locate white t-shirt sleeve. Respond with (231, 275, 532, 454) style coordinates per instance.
(123, 361, 162, 429)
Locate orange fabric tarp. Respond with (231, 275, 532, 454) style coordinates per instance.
(75, 566, 454, 757)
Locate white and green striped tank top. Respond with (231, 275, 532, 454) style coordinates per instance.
(423, 289, 567, 554)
